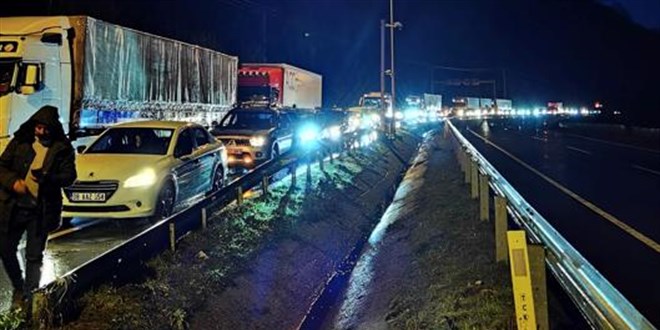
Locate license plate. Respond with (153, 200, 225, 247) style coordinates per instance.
(70, 192, 106, 202)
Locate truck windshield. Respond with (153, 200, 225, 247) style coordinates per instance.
(0, 61, 17, 95)
(238, 86, 274, 105)
(363, 98, 381, 108)
(86, 128, 173, 155)
(219, 111, 275, 130)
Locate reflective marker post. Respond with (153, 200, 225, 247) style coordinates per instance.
(508, 230, 537, 330)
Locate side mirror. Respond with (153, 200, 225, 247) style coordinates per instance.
(20, 64, 41, 95)
(76, 145, 86, 154)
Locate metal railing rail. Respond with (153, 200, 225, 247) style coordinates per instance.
(446, 119, 655, 330)
(31, 140, 332, 324)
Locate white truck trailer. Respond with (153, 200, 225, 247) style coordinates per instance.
(0, 16, 238, 152)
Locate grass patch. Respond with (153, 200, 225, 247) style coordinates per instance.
(61, 148, 377, 329)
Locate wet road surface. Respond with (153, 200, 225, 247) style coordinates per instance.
(455, 118, 660, 325)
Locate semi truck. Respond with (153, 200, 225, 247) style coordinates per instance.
(237, 63, 322, 110)
(0, 16, 238, 153)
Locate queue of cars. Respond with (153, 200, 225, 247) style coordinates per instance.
(62, 107, 348, 222)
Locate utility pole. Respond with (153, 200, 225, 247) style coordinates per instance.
(389, 0, 396, 135)
(386, 0, 402, 136)
(380, 19, 386, 131)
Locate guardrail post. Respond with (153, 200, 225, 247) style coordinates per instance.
(201, 207, 207, 230)
(495, 196, 508, 263)
(169, 223, 176, 252)
(529, 244, 549, 330)
(319, 153, 324, 171)
(464, 153, 471, 184)
(479, 173, 489, 221)
(237, 186, 244, 206)
(458, 148, 464, 172)
(307, 161, 312, 183)
(262, 175, 269, 196)
(470, 160, 479, 199)
(291, 164, 297, 187)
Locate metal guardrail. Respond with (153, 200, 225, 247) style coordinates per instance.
(31, 140, 335, 324)
(446, 119, 655, 330)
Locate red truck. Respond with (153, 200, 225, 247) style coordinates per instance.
(238, 63, 322, 110)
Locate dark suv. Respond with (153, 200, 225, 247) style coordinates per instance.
(210, 107, 294, 168)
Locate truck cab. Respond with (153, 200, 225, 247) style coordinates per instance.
(0, 17, 74, 153)
(210, 107, 294, 168)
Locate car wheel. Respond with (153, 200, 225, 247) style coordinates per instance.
(272, 144, 280, 160)
(61, 217, 73, 228)
(210, 167, 225, 194)
(152, 182, 175, 221)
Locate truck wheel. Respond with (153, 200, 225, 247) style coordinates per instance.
(152, 182, 175, 221)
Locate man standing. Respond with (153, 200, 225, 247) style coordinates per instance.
(0, 105, 77, 310)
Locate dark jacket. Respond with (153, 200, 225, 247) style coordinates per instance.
(0, 106, 77, 233)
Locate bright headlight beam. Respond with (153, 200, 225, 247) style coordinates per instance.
(124, 168, 157, 188)
(250, 136, 266, 147)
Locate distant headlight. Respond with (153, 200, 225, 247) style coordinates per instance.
(328, 125, 342, 141)
(250, 136, 266, 147)
(299, 123, 321, 145)
(124, 168, 158, 188)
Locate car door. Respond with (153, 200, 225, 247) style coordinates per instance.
(172, 128, 199, 203)
(277, 113, 294, 152)
(191, 127, 218, 194)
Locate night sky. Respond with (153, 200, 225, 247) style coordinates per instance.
(3, 0, 660, 125)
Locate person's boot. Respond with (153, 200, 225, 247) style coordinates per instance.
(10, 289, 26, 311)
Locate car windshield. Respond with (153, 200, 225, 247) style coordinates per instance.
(220, 111, 275, 130)
(86, 127, 174, 155)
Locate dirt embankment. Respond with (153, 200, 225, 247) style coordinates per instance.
(323, 131, 515, 330)
(57, 133, 418, 329)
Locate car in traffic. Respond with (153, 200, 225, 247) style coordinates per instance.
(63, 121, 228, 220)
(210, 107, 294, 168)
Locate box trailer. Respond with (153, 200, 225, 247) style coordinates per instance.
(0, 16, 238, 152)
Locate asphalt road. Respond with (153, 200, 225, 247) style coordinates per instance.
(454, 118, 660, 326)
(0, 167, 283, 313)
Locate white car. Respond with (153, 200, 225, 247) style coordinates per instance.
(63, 121, 228, 220)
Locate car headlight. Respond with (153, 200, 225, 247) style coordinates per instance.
(328, 125, 342, 141)
(124, 168, 158, 188)
(298, 123, 320, 145)
(250, 136, 266, 147)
